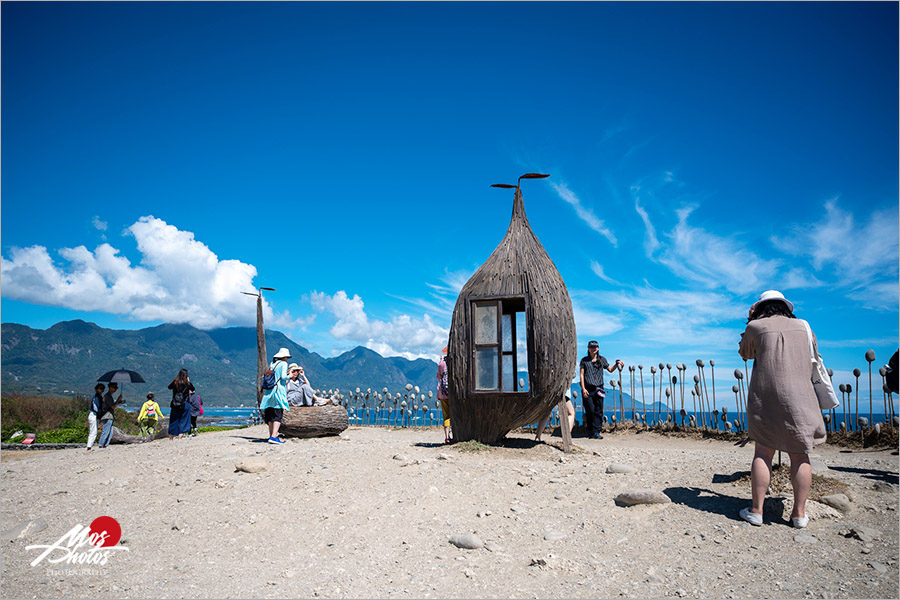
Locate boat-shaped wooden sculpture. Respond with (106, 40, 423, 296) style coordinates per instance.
(447, 174, 577, 443)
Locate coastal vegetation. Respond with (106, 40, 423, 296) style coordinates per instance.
(0, 393, 141, 443)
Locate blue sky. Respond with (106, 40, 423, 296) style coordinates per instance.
(2, 2, 897, 408)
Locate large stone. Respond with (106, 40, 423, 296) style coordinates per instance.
(449, 534, 483, 550)
(235, 456, 270, 473)
(872, 481, 897, 493)
(782, 498, 844, 522)
(615, 489, 671, 506)
(819, 494, 852, 513)
(1, 518, 48, 543)
(869, 562, 887, 574)
(849, 526, 880, 543)
(793, 533, 817, 544)
(606, 463, 638, 474)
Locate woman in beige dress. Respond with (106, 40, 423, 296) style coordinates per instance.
(738, 290, 826, 528)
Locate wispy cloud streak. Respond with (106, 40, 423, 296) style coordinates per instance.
(549, 181, 617, 246)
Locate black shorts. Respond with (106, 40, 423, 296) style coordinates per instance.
(264, 407, 284, 423)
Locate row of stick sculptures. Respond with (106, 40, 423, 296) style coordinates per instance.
(292, 348, 896, 437)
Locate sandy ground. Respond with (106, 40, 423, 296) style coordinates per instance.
(1, 426, 898, 600)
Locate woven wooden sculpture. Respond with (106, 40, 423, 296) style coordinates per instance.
(447, 175, 577, 443)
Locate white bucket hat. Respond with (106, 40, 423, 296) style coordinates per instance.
(753, 290, 793, 313)
(273, 347, 292, 360)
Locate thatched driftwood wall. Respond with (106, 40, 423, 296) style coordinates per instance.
(448, 186, 576, 443)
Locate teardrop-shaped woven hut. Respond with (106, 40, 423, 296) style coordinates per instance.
(447, 184, 576, 443)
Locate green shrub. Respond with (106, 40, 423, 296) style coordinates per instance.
(35, 428, 86, 444)
(1, 420, 32, 442)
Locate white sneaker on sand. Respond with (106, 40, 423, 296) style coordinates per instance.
(739, 507, 763, 526)
(791, 516, 809, 528)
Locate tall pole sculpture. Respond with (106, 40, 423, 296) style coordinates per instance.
(241, 286, 276, 416)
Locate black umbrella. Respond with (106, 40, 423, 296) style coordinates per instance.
(97, 369, 146, 405)
(97, 369, 146, 383)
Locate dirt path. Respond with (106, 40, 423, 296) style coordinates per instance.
(2, 426, 897, 599)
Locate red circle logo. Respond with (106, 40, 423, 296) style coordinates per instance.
(88, 516, 122, 547)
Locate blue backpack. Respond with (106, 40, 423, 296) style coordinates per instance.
(261, 363, 277, 391)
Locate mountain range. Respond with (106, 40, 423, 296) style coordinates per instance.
(0, 320, 441, 406)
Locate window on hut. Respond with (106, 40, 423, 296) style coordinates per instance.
(472, 298, 527, 392)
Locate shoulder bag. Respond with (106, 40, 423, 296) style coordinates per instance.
(801, 320, 839, 410)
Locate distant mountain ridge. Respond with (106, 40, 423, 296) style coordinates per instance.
(0, 320, 440, 406)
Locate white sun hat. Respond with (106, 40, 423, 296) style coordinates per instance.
(753, 290, 793, 313)
(273, 347, 292, 360)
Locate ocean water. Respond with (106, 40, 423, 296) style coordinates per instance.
(160, 405, 893, 430)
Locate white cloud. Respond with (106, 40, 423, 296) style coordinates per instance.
(568, 292, 625, 339)
(1, 216, 271, 329)
(590, 260, 619, 285)
(657, 206, 780, 295)
(549, 181, 617, 246)
(91, 216, 108, 231)
(393, 269, 474, 318)
(309, 290, 448, 360)
(596, 285, 747, 353)
(780, 268, 826, 290)
(631, 186, 660, 256)
(772, 199, 899, 309)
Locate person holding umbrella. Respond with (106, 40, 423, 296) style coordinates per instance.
(98, 382, 123, 448)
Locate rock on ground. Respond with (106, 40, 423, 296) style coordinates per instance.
(819, 493, 853, 513)
(449, 533, 482, 549)
(615, 489, 671, 506)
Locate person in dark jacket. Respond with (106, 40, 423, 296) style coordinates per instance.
(167, 369, 195, 440)
(188, 392, 203, 437)
(98, 382, 123, 448)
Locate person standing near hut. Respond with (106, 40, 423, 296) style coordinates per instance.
(436, 347, 452, 444)
(580, 340, 624, 440)
(260, 347, 291, 444)
(535, 386, 575, 443)
(737, 290, 826, 528)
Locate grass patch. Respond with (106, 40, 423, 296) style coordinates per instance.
(455, 440, 491, 453)
(196, 425, 246, 434)
(735, 464, 850, 501)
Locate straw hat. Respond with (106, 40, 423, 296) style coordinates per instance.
(287, 363, 301, 373)
(273, 347, 292, 360)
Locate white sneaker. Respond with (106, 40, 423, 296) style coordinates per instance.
(791, 516, 809, 528)
(739, 507, 763, 526)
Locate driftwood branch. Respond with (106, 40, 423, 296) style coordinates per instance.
(281, 405, 349, 438)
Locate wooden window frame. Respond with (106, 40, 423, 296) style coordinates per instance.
(468, 295, 529, 396)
